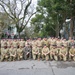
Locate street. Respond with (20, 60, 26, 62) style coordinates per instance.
(0, 60, 75, 75)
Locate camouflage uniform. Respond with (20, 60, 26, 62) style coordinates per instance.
(12, 40, 18, 48)
(42, 38, 49, 47)
(69, 46, 75, 61)
(32, 46, 40, 60)
(50, 46, 57, 60)
(59, 46, 67, 61)
(36, 38, 42, 56)
(50, 38, 56, 49)
(20, 39, 25, 47)
(42, 45, 49, 60)
(1, 47, 9, 61)
(17, 46, 23, 60)
(53, 47, 59, 61)
(9, 46, 17, 61)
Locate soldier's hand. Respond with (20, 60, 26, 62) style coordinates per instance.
(27, 52, 29, 55)
(45, 54, 47, 56)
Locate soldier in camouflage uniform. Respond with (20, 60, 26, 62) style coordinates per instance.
(9, 46, 17, 61)
(20, 39, 25, 47)
(42, 38, 49, 47)
(17, 45, 23, 60)
(53, 46, 59, 61)
(50, 38, 56, 49)
(36, 38, 42, 57)
(59, 46, 67, 61)
(1, 45, 9, 61)
(23, 43, 32, 60)
(32, 45, 40, 60)
(69, 46, 75, 61)
(12, 39, 18, 48)
(42, 44, 49, 60)
(50, 45, 57, 60)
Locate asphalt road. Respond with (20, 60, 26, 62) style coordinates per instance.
(0, 60, 75, 75)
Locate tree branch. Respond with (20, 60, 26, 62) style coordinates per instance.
(18, 0, 23, 16)
(0, 0, 15, 17)
(0, 3, 14, 20)
(50, 25, 56, 32)
(22, 0, 32, 23)
(22, 11, 37, 30)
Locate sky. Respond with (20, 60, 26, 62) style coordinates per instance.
(27, 0, 37, 27)
(0, 0, 37, 25)
(31, 0, 37, 11)
(32, 0, 37, 6)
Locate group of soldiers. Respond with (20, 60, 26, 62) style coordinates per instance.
(0, 37, 75, 61)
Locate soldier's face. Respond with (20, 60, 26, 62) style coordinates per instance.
(44, 38, 47, 40)
(62, 47, 64, 49)
(38, 38, 41, 40)
(53, 47, 55, 49)
(44, 46, 47, 48)
(72, 46, 74, 48)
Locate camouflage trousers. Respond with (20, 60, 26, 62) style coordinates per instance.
(1, 54, 9, 61)
(17, 53, 23, 60)
(69, 55, 75, 61)
(10, 54, 16, 61)
(37, 47, 42, 55)
(50, 53, 58, 61)
(59, 54, 67, 61)
(42, 54, 49, 60)
(32, 53, 40, 60)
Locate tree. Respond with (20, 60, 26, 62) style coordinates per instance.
(0, 20, 7, 39)
(31, 0, 75, 38)
(0, 20, 7, 55)
(0, 0, 36, 38)
(69, 0, 75, 38)
(37, 0, 70, 37)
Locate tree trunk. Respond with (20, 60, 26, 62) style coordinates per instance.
(56, 15, 60, 38)
(56, 24, 60, 38)
(70, 17, 73, 38)
(0, 33, 2, 55)
(18, 32, 21, 39)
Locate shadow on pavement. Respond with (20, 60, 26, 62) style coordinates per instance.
(55, 61, 75, 68)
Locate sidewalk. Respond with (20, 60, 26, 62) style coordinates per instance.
(0, 60, 75, 75)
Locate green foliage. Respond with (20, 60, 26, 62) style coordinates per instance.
(0, 20, 6, 38)
(31, 0, 75, 38)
